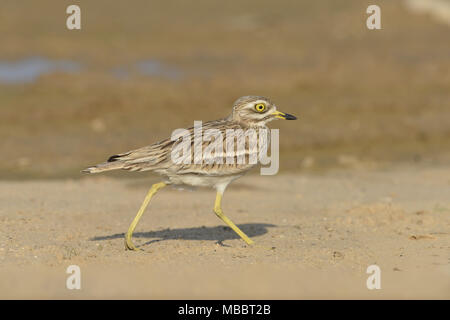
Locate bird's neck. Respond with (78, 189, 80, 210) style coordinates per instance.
(227, 115, 266, 129)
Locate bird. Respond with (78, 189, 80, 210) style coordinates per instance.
(82, 96, 297, 251)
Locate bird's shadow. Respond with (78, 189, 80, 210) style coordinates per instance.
(91, 223, 276, 247)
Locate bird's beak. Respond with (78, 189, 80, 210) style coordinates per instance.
(272, 110, 297, 120)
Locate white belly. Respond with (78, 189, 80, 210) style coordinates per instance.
(166, 173, 244, 192)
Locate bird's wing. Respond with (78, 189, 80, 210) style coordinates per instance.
(83, 120, 265, 175)
(170, 120, 263, 176)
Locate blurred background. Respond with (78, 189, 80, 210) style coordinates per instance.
(1, 0, 449, 179)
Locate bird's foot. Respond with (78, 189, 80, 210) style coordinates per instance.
(244, 238, 255, 246)
(124, 234, 141, 251)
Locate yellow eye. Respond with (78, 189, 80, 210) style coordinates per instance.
(255, 103, 266, 112)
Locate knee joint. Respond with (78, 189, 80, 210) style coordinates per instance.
(214, 207, 223, 217)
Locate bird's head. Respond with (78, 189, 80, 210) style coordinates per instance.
(230, 96, 297, 127)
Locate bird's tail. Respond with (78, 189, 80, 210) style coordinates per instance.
(81, 159, 125, 174)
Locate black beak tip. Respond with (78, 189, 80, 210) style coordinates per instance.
(285, 113, 297, 120)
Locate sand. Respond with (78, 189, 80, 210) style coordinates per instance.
(1, 164, 449, 299)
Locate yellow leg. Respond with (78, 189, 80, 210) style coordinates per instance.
(214, 192, 254, 245)
(125, 182, 166, 251)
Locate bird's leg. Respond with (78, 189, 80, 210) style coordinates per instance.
(124, 181, 166, 251)
(213, 192, 254, 245)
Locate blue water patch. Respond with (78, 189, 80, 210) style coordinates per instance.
(0, 57, 81, 84)
(135, 60, 182, 80)
(111, 66, 130, 80)
(0, 57, 182, 83)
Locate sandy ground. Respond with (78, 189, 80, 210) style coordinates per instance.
(0, 164, 449, 299)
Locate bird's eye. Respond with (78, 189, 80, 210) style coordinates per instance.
(255, 103, 266, 112)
